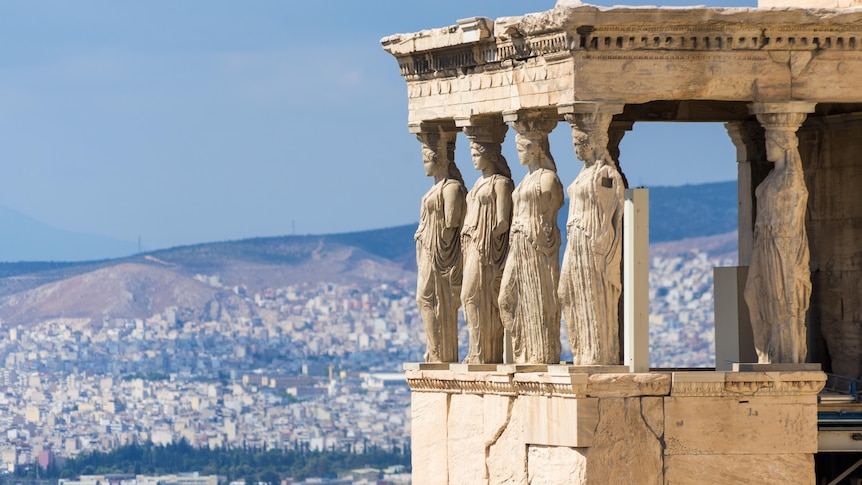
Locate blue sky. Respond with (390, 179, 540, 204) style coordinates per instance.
(0, 0, 755, 253)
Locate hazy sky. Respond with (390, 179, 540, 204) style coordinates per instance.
(0, 0, 756, 251)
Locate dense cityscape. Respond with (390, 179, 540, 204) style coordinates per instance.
(0, 242, 732, 481)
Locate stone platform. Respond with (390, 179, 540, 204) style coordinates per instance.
(406, 366, 826, 485)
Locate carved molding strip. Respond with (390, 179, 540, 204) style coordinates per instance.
(398, 32, 572, 77)
(672, 372, 827, 397)
(407, 370, 827, 398)
(671, 380, 731, 397)
(406, 376, 518, 396)
(723, 378, 827, 397)
(513, 380, 589, 398)
(582, 53, 769, 62)
(396, 27, 862, 79)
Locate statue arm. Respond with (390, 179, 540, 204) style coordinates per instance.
(442, 182, 466, 231)
(588, 168, 618, 258)
(493, 178, 514, 237)
(539, 171, 565, 212)
(603, 178, 625, 277)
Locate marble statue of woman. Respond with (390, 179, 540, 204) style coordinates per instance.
(744, 128, 811, 364)
(415, 131, 467, 363)
(559, 122, 625, 365)
(461, 130, 514, 364)
(498, 123, 565, 364)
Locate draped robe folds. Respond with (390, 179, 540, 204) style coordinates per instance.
(744, 152, 811, 364)
(416, 178, 467, 362)
(559, 162, 624, 365)
(499, 168, 565, 364)
(462, 174, 513, 363)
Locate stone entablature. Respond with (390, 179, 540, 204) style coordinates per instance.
(409, 368, 826, 485)
(382, 5, 862, 123)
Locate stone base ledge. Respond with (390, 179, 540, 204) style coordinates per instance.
(403, 364, 826, 398)
(408, 365, 826, 485)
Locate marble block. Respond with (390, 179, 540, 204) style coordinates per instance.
(522, 395, 597, 447)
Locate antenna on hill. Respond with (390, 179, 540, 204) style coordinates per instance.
(292, 220, 296, 235)
(138, 236, 142, 253)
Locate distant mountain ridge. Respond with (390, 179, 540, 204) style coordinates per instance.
(0, 180, 737, 286)
(647, 181, 737, 242)
(0, 205, 138, 262)
(0, 180, 735, 265)
(0, 180, 737, 325)
(0, 182, 737, 321)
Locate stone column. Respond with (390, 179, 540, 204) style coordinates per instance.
(558, 102, 627, 366)
(499, 109, 564, 365)
(608, 120, 634, 189)
(410, 120, 467, 363)
(456, 115, 513, 364)
(724, 121, 768, 266)
(608, 119, 633, 361)
(744, 101, 816, 364)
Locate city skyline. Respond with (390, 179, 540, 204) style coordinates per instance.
(0, 0, 754, 258)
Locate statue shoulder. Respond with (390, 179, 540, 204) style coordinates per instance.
(442, 179, 466, 199)
(493, 175, 514, 194)
(539, 169, 563, 193)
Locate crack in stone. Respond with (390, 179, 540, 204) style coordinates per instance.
(638, 398, 667, 484)
(484, 396, 516, 482)
(639, 398, 663, 442)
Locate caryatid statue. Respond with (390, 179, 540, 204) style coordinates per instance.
(461, 124, 514, 364)
(415, 129, 467, 363)
(744, 105, 814, 364)
(498, 117, 565, 364)
(559, 111, 625, 366)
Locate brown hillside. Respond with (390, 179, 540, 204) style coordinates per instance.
(0, 263, 247, 327)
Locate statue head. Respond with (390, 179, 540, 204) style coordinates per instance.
(567, 112, 613, 166)
(514, 131, 556, 171)
(511, 119, 557, 171)
(417, 130, 460, 181)
(764, 129, 799, 164)
(464, 131, 510, 179)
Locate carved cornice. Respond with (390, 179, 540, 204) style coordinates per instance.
(384, 8, 862, 80)
(405, 370, 827, 398)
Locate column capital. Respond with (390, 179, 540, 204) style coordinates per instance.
(456, 114, 508, 145)
(408, 119, 458, 135)
(562, 102, 624, 140)
(557, 101, 625, 117)
(462, 124, 507, 145)
(747, 101, 817, 116)
(748, 102, 816, 132)
(454, 113, 504, 128)
(414, 128, 458, 165)
(504, 109, 559, 136)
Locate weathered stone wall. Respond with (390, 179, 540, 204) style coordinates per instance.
(407, 367, 825, 485)
(800, 114, 862, 378)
